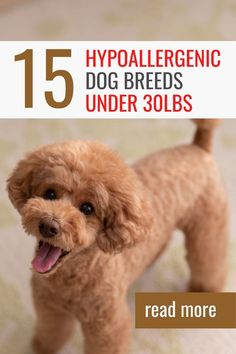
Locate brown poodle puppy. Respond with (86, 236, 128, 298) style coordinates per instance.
(7, 120, 228, 354)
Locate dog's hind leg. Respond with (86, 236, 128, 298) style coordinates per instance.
(183, 186, 229, 292)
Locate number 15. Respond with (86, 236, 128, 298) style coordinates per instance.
(15, 49, 74, 108)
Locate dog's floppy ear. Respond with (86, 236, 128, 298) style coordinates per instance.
(97, 171, 151, 253)
(7, 155, 35, 213)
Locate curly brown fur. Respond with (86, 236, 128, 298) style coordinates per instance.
(7, 120, 228, 354)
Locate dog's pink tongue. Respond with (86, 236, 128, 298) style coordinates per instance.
(32, 242, 62, 273)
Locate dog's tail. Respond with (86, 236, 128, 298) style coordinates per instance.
(192, 119, 221, 153)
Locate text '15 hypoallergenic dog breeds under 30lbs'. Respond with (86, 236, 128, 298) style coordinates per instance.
(7, 120, 228, 354)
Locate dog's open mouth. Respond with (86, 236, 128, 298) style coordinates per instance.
(31, 241, 70, 274)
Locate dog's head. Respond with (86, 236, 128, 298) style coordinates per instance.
(7, 141, 150, 276)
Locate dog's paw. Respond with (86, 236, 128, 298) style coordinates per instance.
(32, 337, 57, 354)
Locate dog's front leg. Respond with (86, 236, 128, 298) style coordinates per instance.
(81, 300, 132, 354)
(32, 298, 76, 354)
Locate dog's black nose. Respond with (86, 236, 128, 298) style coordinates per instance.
(39, 220, 60, 238)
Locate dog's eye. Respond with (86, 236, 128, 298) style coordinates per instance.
(43, 189, 57, 200)
(80, 203, 94, 215)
